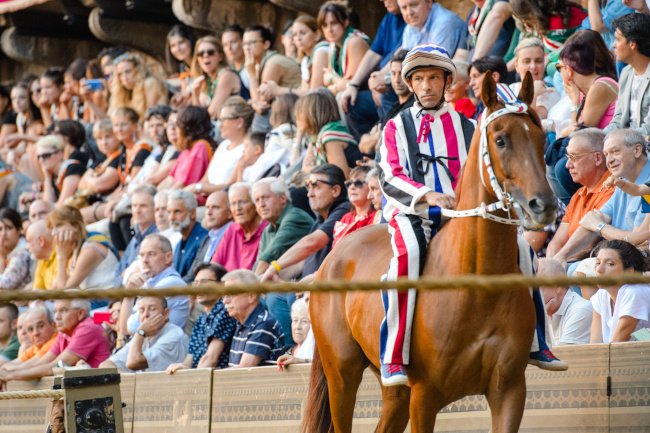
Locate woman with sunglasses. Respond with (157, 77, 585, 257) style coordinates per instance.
(332, 165, 377, 247)
(36, 135, 83, 208)
(190, 36, 241, 120)
(556, 30, 618, 137)
(0, 208, 31, 291)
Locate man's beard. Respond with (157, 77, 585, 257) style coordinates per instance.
(171, 215, 191, 232)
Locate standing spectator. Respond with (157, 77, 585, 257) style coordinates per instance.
(212, 183, 268, 271)
(538, 259, 593, 346)
(318, 2, 371, 96)
(25, 220, 57, 291)
(0, 208, 31, 291)
(333, 166, 377, 246)
(604, 13, 650, 135)
(189, 36, 241, 119)
(582, 0, 633, 49)
(167, 263, 236, 373)
(101, 296, 188, 372)
(223, 269, 284, 367)
(465, 0, 515, 60)
(184, 190, 233, 283)
(0, 304, 18, 365)
(0, 299, 110, 385)
(590, 240, 650, 343)
(398, 0, 467, 54)
(261, 164, 350, 282)
(167, 190, 207, 279)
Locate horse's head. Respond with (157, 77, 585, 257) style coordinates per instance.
(480, 72, 557, 230)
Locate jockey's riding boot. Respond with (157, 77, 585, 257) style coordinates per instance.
(528, 349, 569, 371)
(380, 362, 409, 387)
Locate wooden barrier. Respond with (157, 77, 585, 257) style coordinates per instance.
(2, 342, 650, 432)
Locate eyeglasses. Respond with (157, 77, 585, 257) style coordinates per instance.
(566, 151, 599, 162)
(555, 63, 567, 72)
(305, 179, 334, 190)
(243, 40, 263, 47)
(36, 150, 60, 161)
(197, 49, 216, 58)
(344, 179, 366, 189)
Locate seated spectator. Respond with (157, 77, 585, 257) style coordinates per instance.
(185, 190, 232, 283)
(113, 185, 157, 286)
(277, 296, 315, 371)
(108, 52, 167, 118)
(261, 164, 350, 282)
(213, 183, 268, 271)
(26, 220, 57, 291)
(0, 304, 18, 365)
(538, 259, 593, 346)
(299, 90, 362, 178)
(590, 240, 650, 343)
(243, 24, 301, 132)
(366, 168, 384, 224)
(266, 93, 298, 168)
(0, 299, 110, 385)
(511, 38, 560, 120)
(167, 190, 208, 279)
(16, 309, 30, 358)
(48, 206, 118, 296)
(190, 96, 253, 195)
(189, 36, 240, 119)
(604, 13, 650, 136)
(154, 190, 182, 250)
(161, 106, 214, 191)
(140, 107, 179, 186)
(0, 208, 31, 291)
(468, 56, 507, 119)
(235, 132, 283, 183)
(560, 130, 650, 262)
(333, 165, 377, 246)
(221, 25, 250, 99)
(464, 0, 515, 60)
(36, 67, 66, 129)
(444, 59, 475, 119)
(101, 296, 188, 372)
(557, 30, 618, 136)
(318, 2, 371, 95)
(399, 0, 467, 55)
(167, 263, 236, 373)
(510, 0, 587, 76)
(166, 24, 196, 79)
(35, 135, 82, 208)
(548, 129, 613, 259)
(120, 234, 190, 338)
(2, 307, 57, 371)
(223, 269, 284, 367)
(28, 199, 52, 225)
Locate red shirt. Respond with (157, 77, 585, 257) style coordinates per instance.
(332, 209, 377, 247)
(50, 317, 110, 368)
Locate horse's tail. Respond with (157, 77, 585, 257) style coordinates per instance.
(300, 345, 331, 433)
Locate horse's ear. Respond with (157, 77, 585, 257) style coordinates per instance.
(518, 72, 535, 106)
(481, 70, 499, 112)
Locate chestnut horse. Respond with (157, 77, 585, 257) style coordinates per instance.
(302, 73, 557, 433)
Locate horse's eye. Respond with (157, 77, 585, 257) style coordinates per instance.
(495, 137, 506, 148)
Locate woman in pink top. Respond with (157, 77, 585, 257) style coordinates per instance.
(557, 30, 618, 135)
(160, 105, 214, 190)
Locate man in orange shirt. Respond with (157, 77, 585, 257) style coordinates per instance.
(548, 128, 613, 259)
(0, 307, 57, 374)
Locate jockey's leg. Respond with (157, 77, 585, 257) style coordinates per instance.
(380, 214, 432, 386)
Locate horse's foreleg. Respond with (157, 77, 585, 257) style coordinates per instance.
(485, 368, 527, 433)
(375, 383, 410, 433)
(408, 384, 440, 433)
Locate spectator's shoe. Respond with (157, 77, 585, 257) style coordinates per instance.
(380, 363, 409, 387)
(528, 349, 569, 371)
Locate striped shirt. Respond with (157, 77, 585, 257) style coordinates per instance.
(377, 104, 471, 222)
(228, 303, 284, 367)
(314, 120, 359, 167)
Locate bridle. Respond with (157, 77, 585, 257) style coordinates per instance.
(441, 84, 531, 226)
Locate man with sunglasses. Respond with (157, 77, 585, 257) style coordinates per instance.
(376, 44, 475, 386)
(260, 164, 349, 283)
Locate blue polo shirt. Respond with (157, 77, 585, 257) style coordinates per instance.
(370, 12, 406, 68)
(601, 159, 650, 231)
(228, 302, 284, 367)
(173, 222, 208, 278)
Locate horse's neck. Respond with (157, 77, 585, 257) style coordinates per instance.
(435, 145, 520, 275)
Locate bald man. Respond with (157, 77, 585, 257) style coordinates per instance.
(28, 199, 53, 223)
(0, 308, 58, 373)
(25, 221, 57, 290)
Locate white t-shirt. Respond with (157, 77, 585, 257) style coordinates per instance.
(207, 139, 244, 185)
(549, 290, 593, 346)
(630, 74, 644, 128)
(509, 81, 561, 117)
(590, 284, 650, 343)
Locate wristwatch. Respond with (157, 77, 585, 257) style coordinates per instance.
(137, 329, 146, 337)
(596, 222, 606, 234)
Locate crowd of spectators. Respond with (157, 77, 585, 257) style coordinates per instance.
(0, 0, 650, 385)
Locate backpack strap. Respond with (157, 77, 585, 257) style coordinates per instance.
(399, 109, 425, 185)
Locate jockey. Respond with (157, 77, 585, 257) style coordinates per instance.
(376, 44, 475, 386)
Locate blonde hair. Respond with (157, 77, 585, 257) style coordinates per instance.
(222, 96, 255, 131)
(35, 135, 64, 153)
(513, 37, 545, 60)
(46, 205, 87, 248)
(108, 52, 165, 118)
(190, 36, 228, 94)
(92, 118, 114, 137)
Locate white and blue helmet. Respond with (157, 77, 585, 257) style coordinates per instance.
(401, 44, 456, 82)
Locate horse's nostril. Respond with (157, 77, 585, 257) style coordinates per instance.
(528, 198, 547, 214)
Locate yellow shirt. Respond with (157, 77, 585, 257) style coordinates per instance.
(33, 250, 58, 290)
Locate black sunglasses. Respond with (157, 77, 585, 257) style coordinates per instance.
(344, 179, 366, 189)
(36, 150, 60, 161)
(197, 49, 216, 57)
(305, 179, 334, 190)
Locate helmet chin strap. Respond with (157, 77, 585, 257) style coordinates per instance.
(411, 75, 449, 111)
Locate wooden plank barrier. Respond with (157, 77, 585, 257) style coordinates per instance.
(2, 342, 650, 432)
